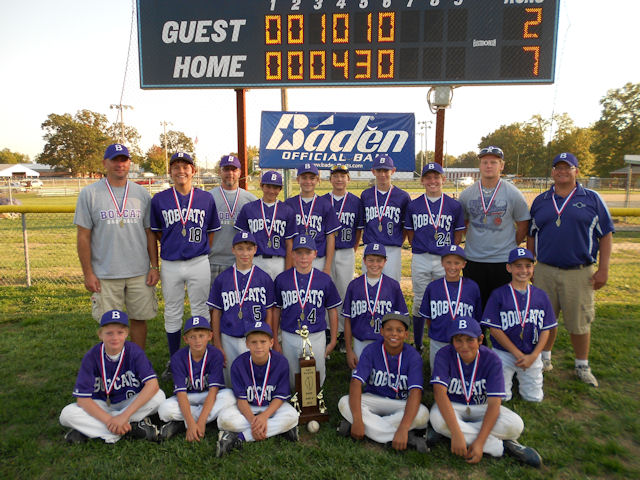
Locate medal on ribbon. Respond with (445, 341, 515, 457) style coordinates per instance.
(456, 351, 479, 405)
(100, 344, 125, 407)
(261, 199, 279, 249)
(188, 348, 209, 391)
(234, 265, 256, 322)
(424, 193, 444, 241)
(478, 180, 502, 225)
(364, 275, 384, 330)
(293, 268, 315, 325)
(374, 186, 394, 235)
(250, 353, 271, 406)
(172, 187, 194, 238)
(298, 194, 317, 235)
(105, 179, 129, 228)
(382, 344, 403, 399)
(509, 284, 531, 342)
(551, 185, 577, 228)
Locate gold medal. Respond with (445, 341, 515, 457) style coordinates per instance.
(119, 219, 124, 228)
(267, 239, 271, 248)
(556, 217, 561, 227)
(482, 215, 487, 224)
(520, 329, 524, 340)
(300, 312, 305, 322)
(466, 406, 471, 416)
(238, 310, 243, 320)
(106, 396, 111, 407)
(370, 318, 375, 327)
(182, 227, 186, 237)
(434, 231, 438, 240)
(378, 222, 383, 232)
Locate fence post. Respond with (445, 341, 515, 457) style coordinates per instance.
(21, 213, 32, 287)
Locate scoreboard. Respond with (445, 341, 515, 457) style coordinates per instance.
(137, 0, 560, 88)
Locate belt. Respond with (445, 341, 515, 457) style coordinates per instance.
(557, 263, 593, 270)
(260, 255, 274, 259)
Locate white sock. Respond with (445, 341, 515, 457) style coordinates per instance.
(575, 359, 589, 368)
(541, 351, 551, 361)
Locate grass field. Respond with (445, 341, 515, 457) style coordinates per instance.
(1, 231, 639, 479)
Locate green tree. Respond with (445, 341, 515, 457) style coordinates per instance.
(142, 145, 167, 175)
(591, 82, 640, 177)
(0, 148, 30, 164)
(160, 130, 195, 156)
(450, 151, 477, 168)
(549, 113, 596, 176)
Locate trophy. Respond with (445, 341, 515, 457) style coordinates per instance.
(293, 325, 329, 424)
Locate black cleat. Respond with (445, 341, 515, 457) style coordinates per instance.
(128, 417, 159, 442)
(159, 420, 185, 441)
(336, 419, 351, 437)
(337, 333, 346, 353)
(407, 431, 429, 453)
(216, 431, 242, 457)
(413, 343, 424, 355)
(503, 439, 543, 468)
(282, 426, 299, 442)
(64, 429, 88, 444)
(426, 425, 445, 448)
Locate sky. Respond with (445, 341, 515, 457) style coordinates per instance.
(1, 0, 639, 169)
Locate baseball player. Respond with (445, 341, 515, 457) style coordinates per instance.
(59, 310, 165, 444)
(216, 321, 299, 457)
(337, 313, 428, 452)
(150, 152, 221, 377)
(207, 231, 276, 386)
(342, 243, 408, 369)
(284, 163, 340, 274)
(481, 248, 557, 402)
(235, 170, 297, 280)
(208, 155, 257, 283)
(429, 317, 541, 467)
(406, 163, 465, 352)
(74, 143, 159, 349)
(360, 154, 411, 282)
(322, 165, 365, 352)
(158, 315, 236, 441)
(272, 235, 342, 388)
(419, 245, 482, 367)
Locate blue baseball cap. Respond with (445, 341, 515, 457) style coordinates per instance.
(440, 244, 466, 260)
(478, 146, 504, 159)
(381, 311, 411, 328)
(448, 317, 482, 340)
(421, 162, 444, 176)
(100, 310, 129, 327)
(363, 243, 387, 258)
(245, 321, 273, 338)
(508, 247, 535, 264)
(261, 170, 283, 186)
(293, 234, 317, 251)
(170, 152, 194, 166)
(233, 230, 257, 246)
(372, 154, 395, 170)
(220, 154, 241, 169)
(297, 163, 319, 176)
(104, 144, 130, 160)
(552, 152, 578, 168)
(184, 315, 212, 334)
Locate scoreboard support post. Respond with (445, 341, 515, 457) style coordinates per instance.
(235, 88, 249, 190)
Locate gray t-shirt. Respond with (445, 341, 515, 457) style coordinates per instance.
(74, 179, 151, 279)
(208, 186, 257, 266)
(458, 179, 530, 263)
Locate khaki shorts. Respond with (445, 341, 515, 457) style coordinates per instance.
(91, 275, 158, 322)
(533, 262, 595, 335)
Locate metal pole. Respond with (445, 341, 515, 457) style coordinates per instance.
(21, 213, 31, 287)
(434, 109, 446, 166)
(281, 88, 290, 200)
(236, 89, 249, 190)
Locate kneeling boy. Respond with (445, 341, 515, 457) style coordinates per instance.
(158, 316, 235, 441)
(337, 313, 429, 452)
(216, 321, 299, 457)
(429, 317, 541, 467)
(60, 310, 165, 443)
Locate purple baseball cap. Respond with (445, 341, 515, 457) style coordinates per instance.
(448, 317, 482, 340)
(184, 315, 212, 334)
(508, 247, 535, 264)
(381, 312, 411, 329)
(261, 170, 283, 186)
(100, 310, 129, 327)
(440, 244, 466, 260)
(363, 243, 387, 258)
(552, 152, 578, 168)
(297, 163, 320, 176)
(478, 146, 504, 159)
(104, 144, 130, 160)
(170, 152, 194, 165)
(233, 230, 257, 246)
(421, 162, 444, 176)
(293, 234, 317, 251)
(245, 321, 273, 338)
(372, 154, 395, 170)
(220, 154, 241, 169)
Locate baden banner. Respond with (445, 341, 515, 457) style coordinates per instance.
(259, 112, 415, 172)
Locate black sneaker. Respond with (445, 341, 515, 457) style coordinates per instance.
(64, 429, 88, 444)
(336, 419, 351, 437)
(281, 426, 299, 442)
(159, 420, 185, 441)
(413, 343, 424, 355)
(160, 360, 172, 382)
(407, 431, 429, 453)
(503, 439, 542, 468)
(216, 431, 242, 457)
(426, 425, 445, 448)
(129, 417, 159, 442)
(337, 333, 346, 353)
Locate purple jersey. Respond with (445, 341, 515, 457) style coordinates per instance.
(230, 351, 290, 406)
(207, 265, 275, 337)
(170, 344, 225, 394)
(284, 194, 340, 257)
(322, 192, 365, 250)
(405, 194, 465, 254)
(361, 185, 410, 247)
(431, 345, 505, 405)
(151, 187, 221, 261)
(481, 284, 557, 354)
(274, 267, 342, 334)
(72, 341, 156, 403)
(235, 199, 297, 257)
(352, 339, 423, 400)
(342, 274, 408, 341)
(419, 277, 483, 342)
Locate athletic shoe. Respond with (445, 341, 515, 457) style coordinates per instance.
(407, 431, 429, 453)
(282, 426, 299, 442)
(159, 420, 185, 441)
(426, 425, 445, 448)
(413, 343, 423, 355)
(216, 431, 242, 457)
(129, 417, 159, 441)
(64, 429, 88, 444)
(575, 365, 599, 387)
(337, 333, 346, 353)
(503, 439, 542, 468)
(542, 359, 553, 372)
(160, 360, 172, 382)
(336, 419, 351, 437)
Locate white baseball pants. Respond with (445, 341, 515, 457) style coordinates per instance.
(158, 389, 236, 424)
(494, 349, 544, 402)
(217, 400, 299, 441)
